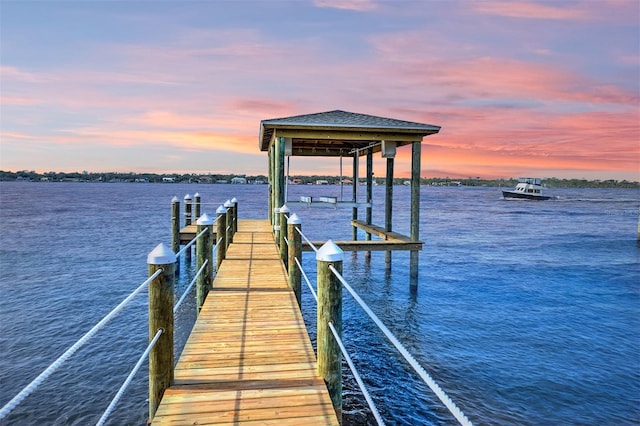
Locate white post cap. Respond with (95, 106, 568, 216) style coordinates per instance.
(196, 213, 214, 225)
(231, 197, 238, 203)
(194, 192, 200, 198)
(171, 196, 179, 203)
(316, 240, 343, 262)
(184, 194, 192, 200)
(216, 205, 227, 215)
(279, 204, 290, 213)
(224, 199, 233, 208)
(148, 243, 177, 265)
(287, 213, 301, 225)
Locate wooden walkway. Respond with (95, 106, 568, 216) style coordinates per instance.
(152, 219, 339, 425)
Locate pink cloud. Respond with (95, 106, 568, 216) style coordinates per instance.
(313, 0, 378, 11)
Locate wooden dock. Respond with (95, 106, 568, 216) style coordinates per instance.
(152, 219, 339, 425)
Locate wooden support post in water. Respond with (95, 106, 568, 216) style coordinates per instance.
(352, 152, 359, 241)
(224, 200, 233, 248)
(184, 194, 193, 264)
(171, 196, 180, 271)
(216, 205, 227, 270)
(317, 240, 343, 423)
(288, 213, 302, 308)
(147, 243, 176, 421)
(365, 148, 373, 261)
(231, 197, 238, 233)
(410, 141, 421, 287)
(279, 204, 290, 268)
(196, 213, 214, 313)
(193, 192, 201, 221)
(385, 157, 394, 266)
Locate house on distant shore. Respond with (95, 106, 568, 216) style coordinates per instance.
(231, 177, 247, 184)
(162, 177, 175, 183)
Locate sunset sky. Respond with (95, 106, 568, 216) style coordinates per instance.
(1, 0, 638, 180)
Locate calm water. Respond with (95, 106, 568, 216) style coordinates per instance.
(0, 182, 638, 425)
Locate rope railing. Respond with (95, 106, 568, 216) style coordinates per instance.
(96, 328, 164, 426)
(294, 257, 317, 301)
(0, 269, 164, 420)
(295, 226, 318, 252)
(328, 321, 385, 426)
(328, 265, 473, 426)
(174, 259, 208, 313)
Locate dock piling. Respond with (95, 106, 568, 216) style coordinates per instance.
(231, 197, 238, 233)
(216, 205, 227, 269)
(287, 213, 302, 308)
(184, 194, 193, 263)
(147, 243, 176, 421)
(170, 196, 180, 270)
(316, 240, 343, 423)
(279, 204, 290, 268)
(224, 200, 233, 247)
(196, 213, 214, 313)
(193, 193, 201, 221)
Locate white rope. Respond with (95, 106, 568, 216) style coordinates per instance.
(176, 227, 208, 257)
(294, 257, 317, 301)
(328, 265, 473, 426)
(95, 328, 164, 426)
(295, 227, 318, 253)
(174, 259, 208, 313)
(328, 322, 385, 425)
(0, 269, 163, 420)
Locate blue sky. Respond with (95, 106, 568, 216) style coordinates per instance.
(1, 0, 638, 180)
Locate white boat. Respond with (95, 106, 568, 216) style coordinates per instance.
(502, 178, 551, 200)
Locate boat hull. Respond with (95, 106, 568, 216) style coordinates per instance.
(502, 190, 551, 201)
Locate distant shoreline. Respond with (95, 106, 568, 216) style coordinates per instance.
(1, 170, 638, 189)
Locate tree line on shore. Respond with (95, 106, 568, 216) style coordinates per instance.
(1, 170, 638, 188)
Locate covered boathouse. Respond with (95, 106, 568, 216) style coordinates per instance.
(259, 110, 441, 286)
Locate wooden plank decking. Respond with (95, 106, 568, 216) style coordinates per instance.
(152, 219, 339, 425)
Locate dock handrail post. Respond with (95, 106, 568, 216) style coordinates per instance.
(316, 240, 343, 423)
(287, 213, 302, 308)
(171, 196, 180, 271)
(196, 213, 214, 313)
(184, 194, 193, 263)
(147, 243, 176, 421)
(224, 200, 234, 247)
(216, 205, 227, 269)
(279, 204, 290, 268)
(193, 193, 201, 221)
(231, 197, 238, 233)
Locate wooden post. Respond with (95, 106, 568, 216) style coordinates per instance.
(288, 213, 302, 308)
(268, 145, 273, 224)
(184, 194, 192, 264)
(365, 148, 373, 261)
(352, 152, 358, 241)
(216, 205, 227, 270)
(316, 240, 343, 422)
(276, 137, 286, 212)
(385, 157, 394, 266)
(193, 192, 201, 221)
(231, 197, 238, 233)
(279, 204, 290, 268)
(147, 243, 176, 421)
(224, 200, 233, 248)
(171, 196, 180, 271)
(410, 142, 421, 287)
(196, 213, 214, 313)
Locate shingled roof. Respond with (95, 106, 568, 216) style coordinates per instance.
(259, 110, 440, 156)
